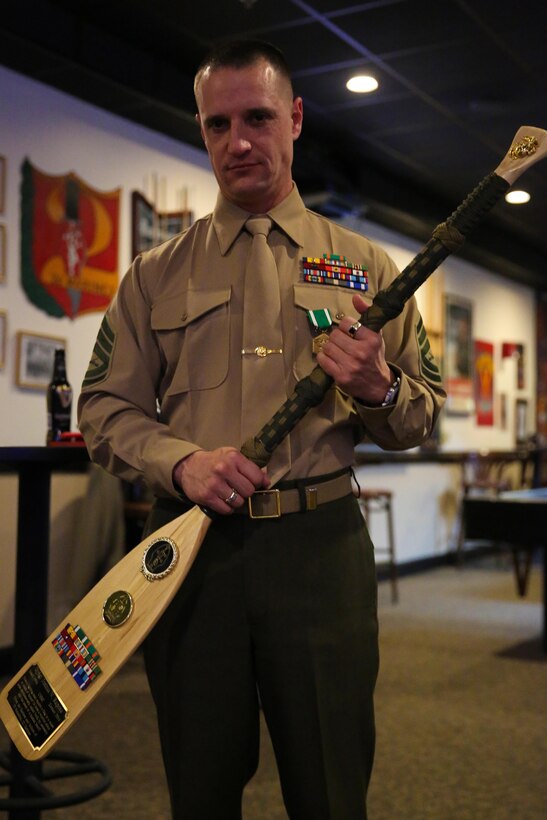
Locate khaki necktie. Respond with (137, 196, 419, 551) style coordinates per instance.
(241, 216, 290, 483)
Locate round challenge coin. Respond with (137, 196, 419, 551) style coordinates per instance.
(141, 537, 179, 581)
(102, 590, 134, 628)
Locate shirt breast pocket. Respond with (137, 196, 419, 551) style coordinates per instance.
(292, 283, 372, 380)
(151, 287, 231, 394)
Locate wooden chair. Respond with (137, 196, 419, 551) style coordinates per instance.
(359, 489, 398, 603)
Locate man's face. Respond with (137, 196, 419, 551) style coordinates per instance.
(195, 60, 303, 213)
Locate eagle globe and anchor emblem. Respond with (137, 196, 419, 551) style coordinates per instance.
(141, 537, 179, 582)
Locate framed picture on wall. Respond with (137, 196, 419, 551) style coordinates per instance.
(0, 311, 6, 370)
(131, 191, 194, 259)
(516, 343, 525, 389)
(502, 341, 525, 389)
(158, 210, 192, 243)
(499, 392, 507, 430)
(131, 191, 157, 259)
(444, 294, 474, 415)
(15, 331, 66, 390)
(474, 340, 494, 426)
(0, 224, 6, 282)
(515, 398, 528, 445)
(0, 155, 5, 214)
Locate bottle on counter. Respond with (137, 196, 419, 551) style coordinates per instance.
(47, 348, 73, 443)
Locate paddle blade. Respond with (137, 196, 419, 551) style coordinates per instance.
(0, 505, 211, 760)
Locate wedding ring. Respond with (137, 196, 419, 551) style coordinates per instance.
(224, 489, 238, 505)
(348, 321, 362, 338)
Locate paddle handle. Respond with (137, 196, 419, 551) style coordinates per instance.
(361, 171, 510, 333)
(241, 126, 546, 467)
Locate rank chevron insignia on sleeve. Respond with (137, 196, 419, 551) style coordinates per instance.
(82, 314, 116, 388)
(415, 316, 442, 385)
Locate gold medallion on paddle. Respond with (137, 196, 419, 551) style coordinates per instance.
(102, 590, 134, 628)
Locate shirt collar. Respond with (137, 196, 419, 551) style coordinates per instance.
(212, 183, 307, 255)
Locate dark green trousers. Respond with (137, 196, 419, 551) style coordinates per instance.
(143, 493, 379, 820)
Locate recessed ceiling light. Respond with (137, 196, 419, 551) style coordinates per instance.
(505, 190, 531, 205)
(346, 75, 378, 94)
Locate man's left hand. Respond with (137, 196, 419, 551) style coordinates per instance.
(316, 293, 393, 406)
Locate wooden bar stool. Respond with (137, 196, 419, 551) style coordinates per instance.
(359, 489, 398, 603)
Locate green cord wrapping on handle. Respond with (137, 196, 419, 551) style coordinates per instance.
(446, 172, 510, 235)
(240, 172, 511, 467)
(362, 173, 510, 333)
(240, 366, 332, 466)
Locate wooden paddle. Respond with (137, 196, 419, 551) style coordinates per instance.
(0, 506, 212, 760)
(1, 125, 545, 761)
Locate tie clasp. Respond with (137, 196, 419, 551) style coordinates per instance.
(241, 346, 283, 357)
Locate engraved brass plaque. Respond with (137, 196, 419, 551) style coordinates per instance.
(8, 664, 67, 750)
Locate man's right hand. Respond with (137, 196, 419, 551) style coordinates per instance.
(172, 448, 270, 514)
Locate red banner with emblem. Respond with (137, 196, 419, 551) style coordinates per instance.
(21, 159, 120, 319)
(474, 340, 494, 426)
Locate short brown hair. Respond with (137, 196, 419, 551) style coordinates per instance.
(194, 39, 294, 99)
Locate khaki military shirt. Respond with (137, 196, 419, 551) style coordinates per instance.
(78, 185, 445, 498)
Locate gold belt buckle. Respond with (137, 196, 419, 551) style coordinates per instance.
(248, 489, 281, 519)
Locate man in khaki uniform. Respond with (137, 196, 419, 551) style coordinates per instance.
(79, 40, 444, 820)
